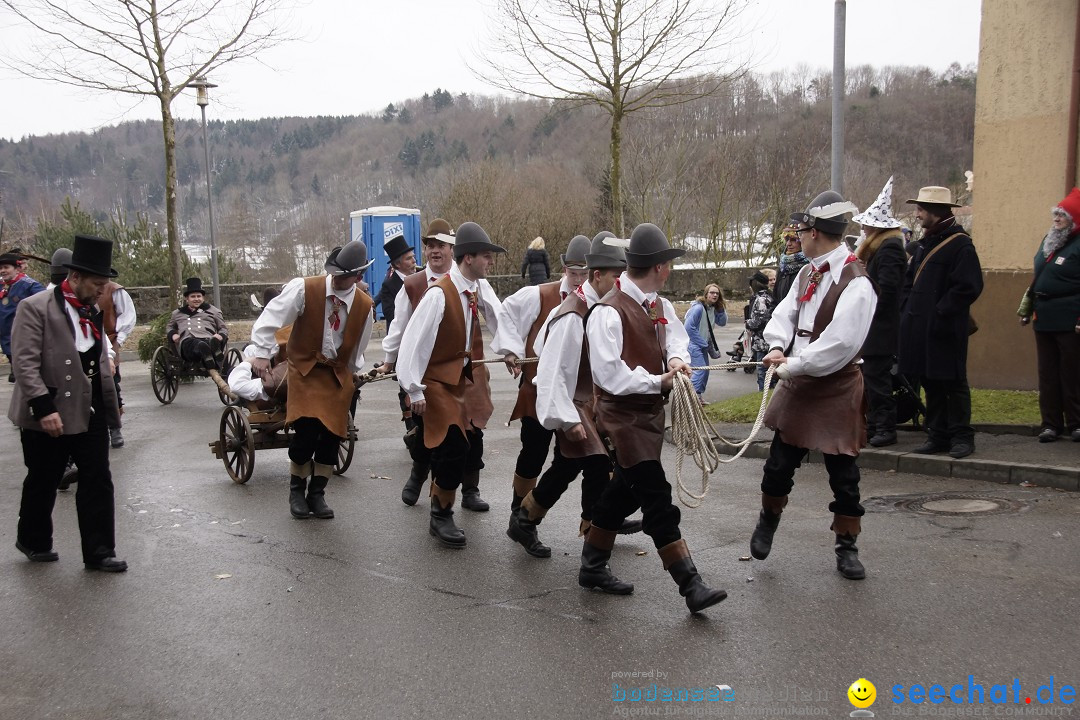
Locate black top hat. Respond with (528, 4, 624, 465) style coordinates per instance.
(383, 234, 413, 264)
(623, 223, 685, 267)
(560, 235, 591, 267)
(453, 222, 506, 259)
(64, 234, 118, 278)
(789, 190, 857, 237)
(183, 277, 206, 296)
(586, 231, 628, 270)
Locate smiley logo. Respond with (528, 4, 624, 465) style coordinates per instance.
(848, 678, 876, 709)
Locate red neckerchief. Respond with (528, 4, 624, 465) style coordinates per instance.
(0, 272, 26, 301)
(646, 298, 668, 326)
(60, 279, 101, 340)
(328, 296, 346, 331)
(574, 283, 587, 302)
(464, 289, 479, 319)
(799, 253, 857, 302)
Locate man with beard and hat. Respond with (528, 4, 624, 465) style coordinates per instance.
(10, 234, 126, 571)
(899, 186, 983, 459)
(748, 191, 877, 581)
(492, 233, 592, 520)
(852, 176, 908, 448)
(1, 249, 45, 383)
(377, 219, 458, 505)
(576, 223, 727, 614)
(250, 240, 375, 519)
(506, 231, 634, 558)
(397, 222, 504, 548)
(1017, 187, 1080, 443)
(167, 277, 232, 396)
(375, 232, 420, 446)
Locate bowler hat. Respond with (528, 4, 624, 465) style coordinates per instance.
(453, 222, 506, 259)
(560, 235, 591, 268)
(790, 190, 858, 236)
(0, 252, 21, 267)
(423, 218, 454, 240)
(623, 223, 685, 267)
(586, 231, 628, 270)
(325, 240, 374, 276)
(383, 234, 413, 264)
(50, 248, 73, 277)
(183, 277, 206, 297)
(905, 186, 962, 208)
(64, 234, 118, 278)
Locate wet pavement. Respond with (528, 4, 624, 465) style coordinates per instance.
(0, 333, 1077, 720)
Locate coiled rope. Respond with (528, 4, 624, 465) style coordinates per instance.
(670, 362, 776, 508)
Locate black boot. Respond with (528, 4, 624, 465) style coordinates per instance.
(577, 527, 633, 595)
(460, 469, 489, 512)
(660, 539, 727, 613)
(510, 473, 536, 513)
(306, 463, 334, 519)
(289, 461, 311, 519)
(430, 487, 466, 548)
(832, 514, 865, 580)
(401, 461, 429, 506)
(617, 517, 643, 535)
(506, 492, 551, 558)
(750, 493, 788, 560)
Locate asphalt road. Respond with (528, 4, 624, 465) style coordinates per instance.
(1, 330, 1078, 720)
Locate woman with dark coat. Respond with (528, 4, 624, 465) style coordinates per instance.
(520, 237, 551, 285)
(1018, 188, 1080, 442)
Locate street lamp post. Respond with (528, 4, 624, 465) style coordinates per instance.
(192, 76, 221, 308)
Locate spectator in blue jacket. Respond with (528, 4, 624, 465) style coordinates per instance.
(683, 283, 727, 403)
(0, 251, 45, 383)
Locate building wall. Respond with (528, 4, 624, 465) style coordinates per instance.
(969, 0, 1078, 388)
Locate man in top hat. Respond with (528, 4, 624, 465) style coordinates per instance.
(749, 190, 877, 581)
(251, 240, 375, 519)
(852, 176, 908, 448)
(1, 249, 45, 382)
(375, 232, 420, 447)
(492, 233, 592, 521)
(9, 234, 127, 571)
(377, 218, 457, 505)
(899, 186, 983, 460)
(167, 277, 231, 396)
(578, 223, 727, 614)
(397, 222, 505, 548)
(506, 231, 630, 558)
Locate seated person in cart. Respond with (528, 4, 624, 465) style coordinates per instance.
(167, 277, 231, 395)
(229, 338, 289, 410)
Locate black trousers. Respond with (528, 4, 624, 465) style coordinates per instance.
(920, 377, 974, 446)
(514, 415, 554, 479)
(861, 355, 896, 434)
(179, 336, 222, 368)
(409, 415, 433, 467)
(17, 407, 116, 561)
(531, 441, 612, 520)
(289, 417, 341, 467)
(1035, 330, 1080, 433)
(760, 433, 864, 517)
(113, 365, 123, 410)
(431, 424, 485, 491)
(591, 460, 681, 549)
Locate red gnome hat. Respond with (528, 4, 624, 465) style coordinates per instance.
(1057, 187, 1080, 222)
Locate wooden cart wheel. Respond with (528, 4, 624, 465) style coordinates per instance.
(334, 416, 356, 475)
(217, 348, 244, 406)
(150, 345, 179, 405)
(220, 405, 255, 484)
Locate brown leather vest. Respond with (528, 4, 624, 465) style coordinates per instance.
(795, 258, 870, 344)
(596, 285, 666, 377)
(509, 281, 563, 422)
(421, 275, 469, 387)
(403, 270, 435, 311)
(548, 292, 593, 406)
(286, 276, 371, 381)
(97, 281, 122, 350)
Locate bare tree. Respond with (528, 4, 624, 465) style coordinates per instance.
(477, 0, 751, 236)
(0, 0, 294, 298)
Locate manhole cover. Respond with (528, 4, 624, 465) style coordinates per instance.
(864, 493, 1028, 516)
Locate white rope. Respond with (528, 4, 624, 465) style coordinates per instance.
(670, 362, 776, 508)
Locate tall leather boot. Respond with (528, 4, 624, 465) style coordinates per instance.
(579, 517, 642, 537)
(207, 368, 237, 400)
(659, 539, 727, 613)
(289, 461, 312, 519)
(506, 492, 551, 558)
(750, 493, 789, 560)
(460, 469, 489, 511)
(306, 463, 335, 519)
(577, 526, 633, 595)
(430, 486, 466, 548)
(831, 514, 865, 580)
(510, 473, 537, 514)
(401, 461, 429, 506)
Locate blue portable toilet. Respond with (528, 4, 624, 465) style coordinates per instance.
(349, 206, 422, 319)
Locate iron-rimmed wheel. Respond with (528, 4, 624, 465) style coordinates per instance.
(334, 415, 356, 475)
(220, 405, 255, 484)
(150, 345, 179, 404)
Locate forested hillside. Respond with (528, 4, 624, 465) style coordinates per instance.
(0, 63, 975, 281)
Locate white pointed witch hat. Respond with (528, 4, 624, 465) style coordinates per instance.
(852, 176, 903, 229)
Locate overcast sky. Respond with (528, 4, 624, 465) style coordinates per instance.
(0, 0, 981, 140)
